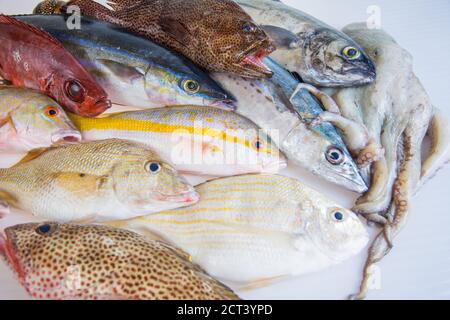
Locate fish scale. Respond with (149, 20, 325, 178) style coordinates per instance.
(119, 174, 369, 284)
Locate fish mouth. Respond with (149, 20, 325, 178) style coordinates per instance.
(0, 229, 25, 282)
(210, 99, 237, 111)
(80, 98, 112, 118)
(51, 130, 82, 144)
(261, 159, 288, 174)
(238, 42, 275, 78)
(153, 190, 200, 204)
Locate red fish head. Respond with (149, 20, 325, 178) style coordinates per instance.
(50, 71, 111, 118)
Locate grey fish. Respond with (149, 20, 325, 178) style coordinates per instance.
(212, 58, 368, 193)
(235, 0, 376, 87)
(15, 14, 235, 110)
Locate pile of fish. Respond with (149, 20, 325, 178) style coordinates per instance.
(0, 0, 448, 300)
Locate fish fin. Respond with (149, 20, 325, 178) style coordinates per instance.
(261, 25, 301, 49)
(238, 275, 288, 292)
(12, 147, 51, 166)
(53, 172, 109, 198)
(0, 190, 17, 214)
(0, 15, 65, 50)
(96, 59, 145, 83)
(159, 17, 195, 48)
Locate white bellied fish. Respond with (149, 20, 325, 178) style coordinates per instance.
(70, 106, 287, 177)
(117, 174, 369, 285)
(0, 87, 81, 152)
(0, 139, 198, 221)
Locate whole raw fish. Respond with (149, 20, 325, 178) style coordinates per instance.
(116, 174, 369, 285)
(212, 58, 368, 193)
(0, 223, 240, 300)
(235, 0, 376, 87)
(0, 15, 110, 117)
(34, 0, 67, 14)
(0, 87, 81, 152)
(69, 106, 287, 176)
(0, 139, 198, 222)
(16, 15, 235, 110)
(62, 0, 275, 78)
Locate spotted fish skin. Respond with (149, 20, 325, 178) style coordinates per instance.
(70, 106, 287, 177)
(121, 174, 369, 284)
(0, 139, 198, 222)
(0, 223, 240, 300)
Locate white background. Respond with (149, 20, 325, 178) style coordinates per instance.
(0, 0, 449, 300)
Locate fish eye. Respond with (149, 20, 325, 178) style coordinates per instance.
(65, 79, 86, 103)
(332, 211, 345, 222)
(44, 106, 60, 118)
(242, 22, 256, 33)
(252, 138, 264, 151)
(35, 223, 57, 236)
(145, 162, 161, 174)
(326, 146, 345, 165)
(182, 80, 200, 94)
(342, 46, 361, 60)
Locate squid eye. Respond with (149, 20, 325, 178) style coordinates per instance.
(242, 22, 256, 33)
(44, 106, 60, 118)
(342, 46, 361, 60)
(333, 211, 345, 222)
(326, 146, 345, 165)
(36, 223, 57, 236)
(145, 162, 161, 174)
(64, 80, 86, 103)
(182, 80, 200, 94)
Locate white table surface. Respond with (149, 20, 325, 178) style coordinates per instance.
(0, 0, 449, 300)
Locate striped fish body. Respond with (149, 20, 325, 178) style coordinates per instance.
(71, 106, 286, 177)
(122, 174, 369, 284)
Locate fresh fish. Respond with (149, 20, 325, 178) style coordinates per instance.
(62, 0, 275, 78)
(16, 15, 235, 110)
(0, 15, 110, 117)
(69, 106, 287, 177)
(117, 174, 369, 284)
(0, 139, 198, 222)
(0, 222, 240, 300)
(0, 87, 81, 152)
(235, 0, 376, 87)
(212, 58, 368, 193)
(34, 0, 67, 14)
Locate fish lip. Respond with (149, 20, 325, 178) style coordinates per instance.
(343, 174, 368, 194)
(262, 159, 288, 174)
(210, 99, 237, 111)
(154, 190, 200, 204)
(0, 229, 25, 282)
(51, 130, 82, 144)
(237, 42, 275, 78)
(81, 98, 112, 118)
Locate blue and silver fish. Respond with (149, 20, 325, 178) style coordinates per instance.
(212, 58, 367, 193)
(16, 14, 235, 110)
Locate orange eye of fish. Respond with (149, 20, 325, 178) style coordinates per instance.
(35, 223, 57, 236)
(44, 106, 60, 118)
(65, 80, 86, 103)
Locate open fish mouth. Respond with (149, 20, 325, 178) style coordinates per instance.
(238, 42, 275, 78)
(51, 130, 82, 144)
(0, 230, 25, 282)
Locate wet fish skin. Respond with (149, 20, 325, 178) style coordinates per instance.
(70, 106, 287, 177)
(120, 174, 369, 283)
(0, 15, 110, 117)
(0, 87, 81, 152)
(212, 58, 367, 193)
(16, 15, 235, 111)
(0, 223, 240, 300)
(0, 139, 198, 222)
(65, 0, 275, 78)
(235, 0, 376, 87)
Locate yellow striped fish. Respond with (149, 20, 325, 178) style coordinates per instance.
(115, 174, 369, 285)
(70, 106, 287, 176)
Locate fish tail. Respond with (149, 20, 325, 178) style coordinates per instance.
(420, 108, 450, 188)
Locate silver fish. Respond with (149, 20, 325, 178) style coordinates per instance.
(235, 0, 376, 87)
(212, 58, 368, 193)
(15, 14, 235, 110)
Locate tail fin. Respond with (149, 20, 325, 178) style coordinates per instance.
(420, 108, 450, 187)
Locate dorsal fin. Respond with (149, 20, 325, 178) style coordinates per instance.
(0, 14, 65, 50)
(13, 147, 51, 166)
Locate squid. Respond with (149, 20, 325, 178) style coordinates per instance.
(319, 23, 450, 299)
